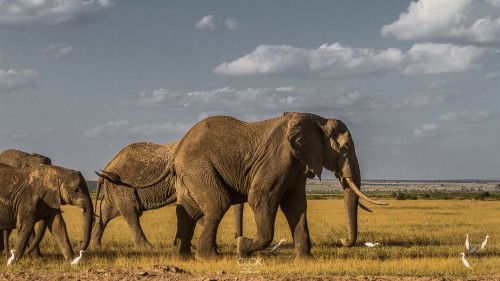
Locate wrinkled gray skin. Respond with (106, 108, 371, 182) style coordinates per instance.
(0, 149, 51, 257)
(92, 141, 178, 249)
(92, 141, 244, 249)
(0, 164, 94, 263)
(168, 112, 386, 261)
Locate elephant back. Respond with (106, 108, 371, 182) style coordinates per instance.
(104, 141, 178, 187)
(0, 149, 52, 167)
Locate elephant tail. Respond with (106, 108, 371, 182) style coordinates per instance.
(94, 163, 173, 189)
(93, 177, 104, 216)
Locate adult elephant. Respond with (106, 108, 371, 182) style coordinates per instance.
(166, 112, 387, 261)
(93, 141, 244, 249)
(0, 149, 51, 257)
(0, 163, 94, 264)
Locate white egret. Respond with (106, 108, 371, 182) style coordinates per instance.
(460, 252, 472, 270)
(465, 234, 470, 250)
(7, 250, 15, 266)
(364, 242, 380, 247)
(468, 244, 479, 254)
(270, 239, 286, 252)
(71, 250, 84, 265)
(481, 235, 490, 250)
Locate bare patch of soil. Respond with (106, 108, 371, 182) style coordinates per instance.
(1, 266, 499, 281)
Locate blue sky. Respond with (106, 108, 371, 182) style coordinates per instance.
(1, 0, 499, 180)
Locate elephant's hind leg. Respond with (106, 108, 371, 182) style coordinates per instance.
(91, 198, 119, 249)
(171, 203, 200, 260)
(122, 211, 152, 249)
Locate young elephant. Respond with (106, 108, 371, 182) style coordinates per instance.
(0, 149, 51, 257)
(0, 163, 94, 264)
(92, 141, 179, 249)
(93, 141, 244, 249)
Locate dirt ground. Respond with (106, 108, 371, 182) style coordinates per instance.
(1, 266, 499, 281)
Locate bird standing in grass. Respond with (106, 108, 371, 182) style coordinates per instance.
(364, 242, 380, 247)
(465, 234, 470, 250)
(7, 250, 15, 266)
(71, 250, 84, 265)
(460, 252, 473, 270)
(270, 239, 286, 252)
(481, 235, 490, 250)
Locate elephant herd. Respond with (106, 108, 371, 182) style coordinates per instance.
(0, 112, 387, 265)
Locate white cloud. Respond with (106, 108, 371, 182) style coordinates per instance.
(38, 45, 73, 59)
(214, 43, 487, 79)
(119, 86, 363, 115)
(0, 0, 113, 27)
(403, 43, 486, 75)
(413, 110, 492, 139)
(195, 15, 215, 30)
(438, 110, 491, 123)
(44, 45, 73, 58)
(83, 120, 129, 138)
(382, 0, 500, 43)
(413, 123, 440, 138)
(83, 120, 191, 138)
(225, 18, 243, 30)
(0, 69, 39, 94)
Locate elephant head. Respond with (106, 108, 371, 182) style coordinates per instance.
(33, 165, 94, 251)
(285, 112, 387, 247)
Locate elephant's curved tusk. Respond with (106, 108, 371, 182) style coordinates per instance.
(345, 177, 388, 205)
(358, 202, 372, 212)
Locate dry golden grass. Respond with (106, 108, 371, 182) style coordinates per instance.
(2, 199, 499, 279)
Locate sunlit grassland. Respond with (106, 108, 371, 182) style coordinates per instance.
(2, 199, 499, 278)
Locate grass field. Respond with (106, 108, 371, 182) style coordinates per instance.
(1, 195, 499, 279)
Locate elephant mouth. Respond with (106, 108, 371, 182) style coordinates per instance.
(342, 177, 388, 206)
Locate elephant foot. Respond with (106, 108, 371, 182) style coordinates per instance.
(294, 253, 314, 265)
(341, 238, 356, 247)
(194, 249, 220, 261)
(136, 241, 154, 250)
(89, 241, 102, 250)
(29, 249, 43, 257)
(236, 236, 253, 257)
(171, 241, 192, 261)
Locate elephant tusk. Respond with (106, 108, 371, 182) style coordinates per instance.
(345, 177, 388, 206)
(358, 202, 372, 212)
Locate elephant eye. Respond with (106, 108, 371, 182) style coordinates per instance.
(340, 144, 350, 155)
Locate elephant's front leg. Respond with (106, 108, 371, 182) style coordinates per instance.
(13, 219, 36, 260)
(46, 212, 74, 262)
(237, 196, 279, 256)
(1, 230, 9, 255)
(280, 188, 312, 261)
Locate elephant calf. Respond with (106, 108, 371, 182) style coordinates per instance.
(93, 141, 245, 249)
(0, 148, 52, 257)
(0, 163, 94, 264)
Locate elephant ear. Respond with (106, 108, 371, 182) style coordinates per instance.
(285, 112, 325, 179)
(34, 171, 62, 209)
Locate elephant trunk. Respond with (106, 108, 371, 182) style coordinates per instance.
(79, 195, 94, 251)
(341, 186, 358, 247)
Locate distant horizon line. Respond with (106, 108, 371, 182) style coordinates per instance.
(85, 178, 500, 183)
